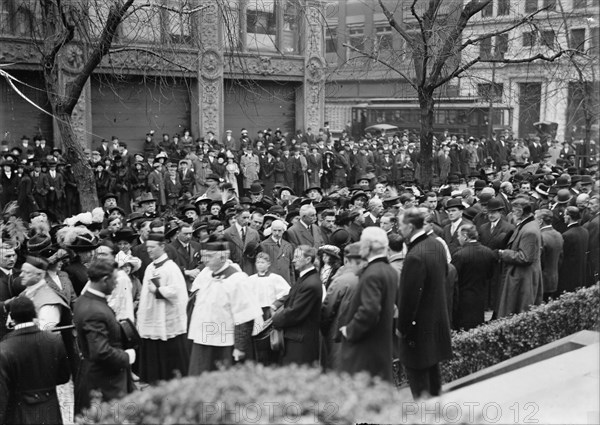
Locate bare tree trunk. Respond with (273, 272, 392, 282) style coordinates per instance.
(54, 111, 98, 211)
(418, 88, 435, 189)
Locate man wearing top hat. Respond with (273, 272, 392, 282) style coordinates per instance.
(188, 241, 262, 374)
(138, 233, 189, 383)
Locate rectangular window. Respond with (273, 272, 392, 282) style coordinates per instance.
(480, 37, 492, 59)
(573, 0, 587, 8)
(246, 0, 277, 52)
(591, 27, 599, 56)
(376, 25, 393, 51)
(498, 0, 510, 15)
(496, 34, 509, 58)
(348, 26, 365, 57)
(525, 0, 538, 13)
(543, 0, 556, 10)
(541, 29, 555, 48)
(478, 83, 504, 102)
(570, 28, 586, 52)
(222, 0, 240, 50)
(166, 10, 192, 44)
(281, 0, 299, 54)
(482, 0, 493, 17)
(325, 27, 337, 53)
(523, 31, 536, 47)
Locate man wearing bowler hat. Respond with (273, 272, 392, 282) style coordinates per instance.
(443, 198, 473, 256)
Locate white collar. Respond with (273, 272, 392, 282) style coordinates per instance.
(0, 267, 12, 275)
(15, 322, 36, 330)
(409, 229, 427, 243)
(367, 254, 387, 263)
(25, 279, 47, 295)
(299, 266, 316, 278)
(86, 287, 107, 299)
(300, 220, 311, 230)
(153, 253, 169, 264)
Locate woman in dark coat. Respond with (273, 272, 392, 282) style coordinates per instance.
(17, 167, 38, 221)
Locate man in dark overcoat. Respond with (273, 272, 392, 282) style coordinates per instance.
(73, 260, 135, 414)
(452, 224, 495, 330)
(272, 245, 322, 366)
(557, 206, 589, 293)
(535, 209, 563, 300)
(0, 297, 70, 424)
(337, 227, 397, 382)
(168, 222, 202, 290)
(397, 208, 452, 399)
(583, 196, 599, 285)
(259, 219, 295, 285)
(497, 199, 543, 318)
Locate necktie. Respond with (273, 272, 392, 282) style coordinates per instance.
(241, 227, 246, 242)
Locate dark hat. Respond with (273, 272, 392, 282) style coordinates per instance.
(486, 198, 504, 211)
(535, 183, 550, 197)
(474, 180, 488, 191)
(447, 174, 460, 184)
(243, 240, 260, 259)
(113, 227, 138, 243)
(566, 166, 578, 175)
(330, 228, 351, 247)
(164, 221, 181, 241)
(463, 206, 479, 221)
(47, 158, 58, 167)
(485, 157, 494, 165)
(183, 204, 198, 213)
(249, 182, 264, 195)
(137, 192, 157, 204)
(206, 173, 220, 182)
(580, 175, 594, 185)
(555, 189, 572, 204)
(147, 233, 165, 243)
(240, 197, 252, 205)
(554, 176, 570, 188)
(26, 234, 52, 255)
(102, 193, 118, 204)
(221, 182, 235, 192)
(278, 186, 295, 196)
(350, 191, 368, 204)
(25, 256, 49, 271)
(344, 242, 362, 259)
(445, 198, 465, 210)
(285, 209, 300, 223)
(66, 232, 99, 252)
(108, 206, 126, 217)
(479, 192, 494, 206)
(570, 174, 582, 184)
(304, 185, 323, 195)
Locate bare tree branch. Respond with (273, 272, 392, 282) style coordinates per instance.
(123, 3, 208, 22)
(108, 47, 196, 73)
(480, 50, 570, 64)
(378, 0, 415, 45)
(63, 0, 134, 113)
(343, 43, 417, 91)
(429, 0, 491, 85)
(459, 6, 550, 53)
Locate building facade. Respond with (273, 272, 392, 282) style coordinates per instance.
(324, 0, 599, 142)
(0, 0, 326, 152)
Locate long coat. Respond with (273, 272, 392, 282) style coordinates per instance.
(452, 242, 496, 330)
(17, 173, 38, 221)
(73, 291, 131, 414)
(557, 224, 589, 293)
(0, 325, 70, 425)
(0, 171, 19, 208)
(272, 268, 322, 366)
(539, 226, 563, 294)
(397, 233, 452, 370)
(223, 225, 261, 276)
(583, 212, 599, 285)
(259, 237, 295, 285)
(497, 216, 543, 318)
(338, 257, 397, 382)
(442, 218, 473, 257)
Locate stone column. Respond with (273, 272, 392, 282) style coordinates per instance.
(299, 0, 326, 132)
(197, 0, 224, 139)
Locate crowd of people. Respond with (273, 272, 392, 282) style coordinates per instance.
(0, 125, 599, 424)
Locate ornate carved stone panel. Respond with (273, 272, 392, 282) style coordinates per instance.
(198, 0, 223, 138)
(302, 1, 326, 132)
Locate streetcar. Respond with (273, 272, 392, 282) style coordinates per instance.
(351, 98, 513, 140)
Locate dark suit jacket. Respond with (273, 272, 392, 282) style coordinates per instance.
(285, 221, 325, 249)
(272, 268, 322, 366)
(583, 213, 599, 285)
(338, 257, 397, 382)
(169, 238, 201, 274)
(397, 233, 452, 369)
(540, 226, 563, 293)
(73, 291, 130, 413)
(259, 237, 295, 285)
(223, 225, 261, 276)
(0, 270, 24, 339)
(0, 325, 70, 425)
(478, 219, 515, 250)
(442, 218, 473, 256)
(558, 224, 589, 293)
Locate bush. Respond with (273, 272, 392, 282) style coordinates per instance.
(80, 364, 408, 424)
(396, 285, 600, 386)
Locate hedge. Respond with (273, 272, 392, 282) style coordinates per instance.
(79, 364, 407, 424)
(396, 284, 600, 386)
